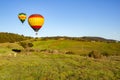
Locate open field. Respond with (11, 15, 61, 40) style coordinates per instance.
(0, 53, 120, 80)
(0, 39, 120, 80)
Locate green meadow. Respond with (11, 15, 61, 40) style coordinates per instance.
(0, 38, 120, 80)
(33, 39, 120, 56)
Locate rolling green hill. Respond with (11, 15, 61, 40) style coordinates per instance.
(33, 39, 120, 56)
(0, 34, 120, 80)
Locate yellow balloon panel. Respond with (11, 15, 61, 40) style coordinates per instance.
(28, 17, 44, 26)
(18, 15, 26, 20)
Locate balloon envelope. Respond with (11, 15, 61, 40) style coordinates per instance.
(18, 13, 27, 23)
(28, 14, 44, 32)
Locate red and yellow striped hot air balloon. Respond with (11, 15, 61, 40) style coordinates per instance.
(18, 13, 27, 23)
(28, 14, 44, 35)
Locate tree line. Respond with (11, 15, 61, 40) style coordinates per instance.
(0, 32, 31, 43)
(0, 32, 119, 43)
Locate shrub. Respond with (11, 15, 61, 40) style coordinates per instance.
(19, 42, 33, 48)
(28, 43, 33, 47)
(88, 50, 102, 59)
(65, 51, 75, 55)
(101, 51, 109, 57)
(19, 42, 27, 48)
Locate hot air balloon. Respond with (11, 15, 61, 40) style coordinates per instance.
(18, 13, 27, 23)
(28, 14, 44, 35)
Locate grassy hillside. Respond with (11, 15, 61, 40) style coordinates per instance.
(0, 38, 120, 80)
(33, 39, 120, 56)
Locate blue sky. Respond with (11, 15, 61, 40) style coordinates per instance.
(0, 0, 120, 40)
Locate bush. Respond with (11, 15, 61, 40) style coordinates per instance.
(28, 43, 33, 47)
(88, 50, 102, 59)
(19, 42, 33, 48)
(101, 51, 109, 57)
(65, 51, 75, 55)
(19, 42, 27, 48)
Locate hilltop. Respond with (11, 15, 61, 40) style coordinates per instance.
(0, 32, 119, 43)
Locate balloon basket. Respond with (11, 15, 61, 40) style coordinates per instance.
(35, 32, 39, 39)
(36, 32, 38, 35)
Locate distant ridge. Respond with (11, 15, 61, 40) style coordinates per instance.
(0, 32, 119, 43)
(80, 36, 118, 42)
(40, 36, 119, 42)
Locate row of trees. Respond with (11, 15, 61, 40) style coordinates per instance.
(0, 32, 119, 43)
(0, 32, 31, 43)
